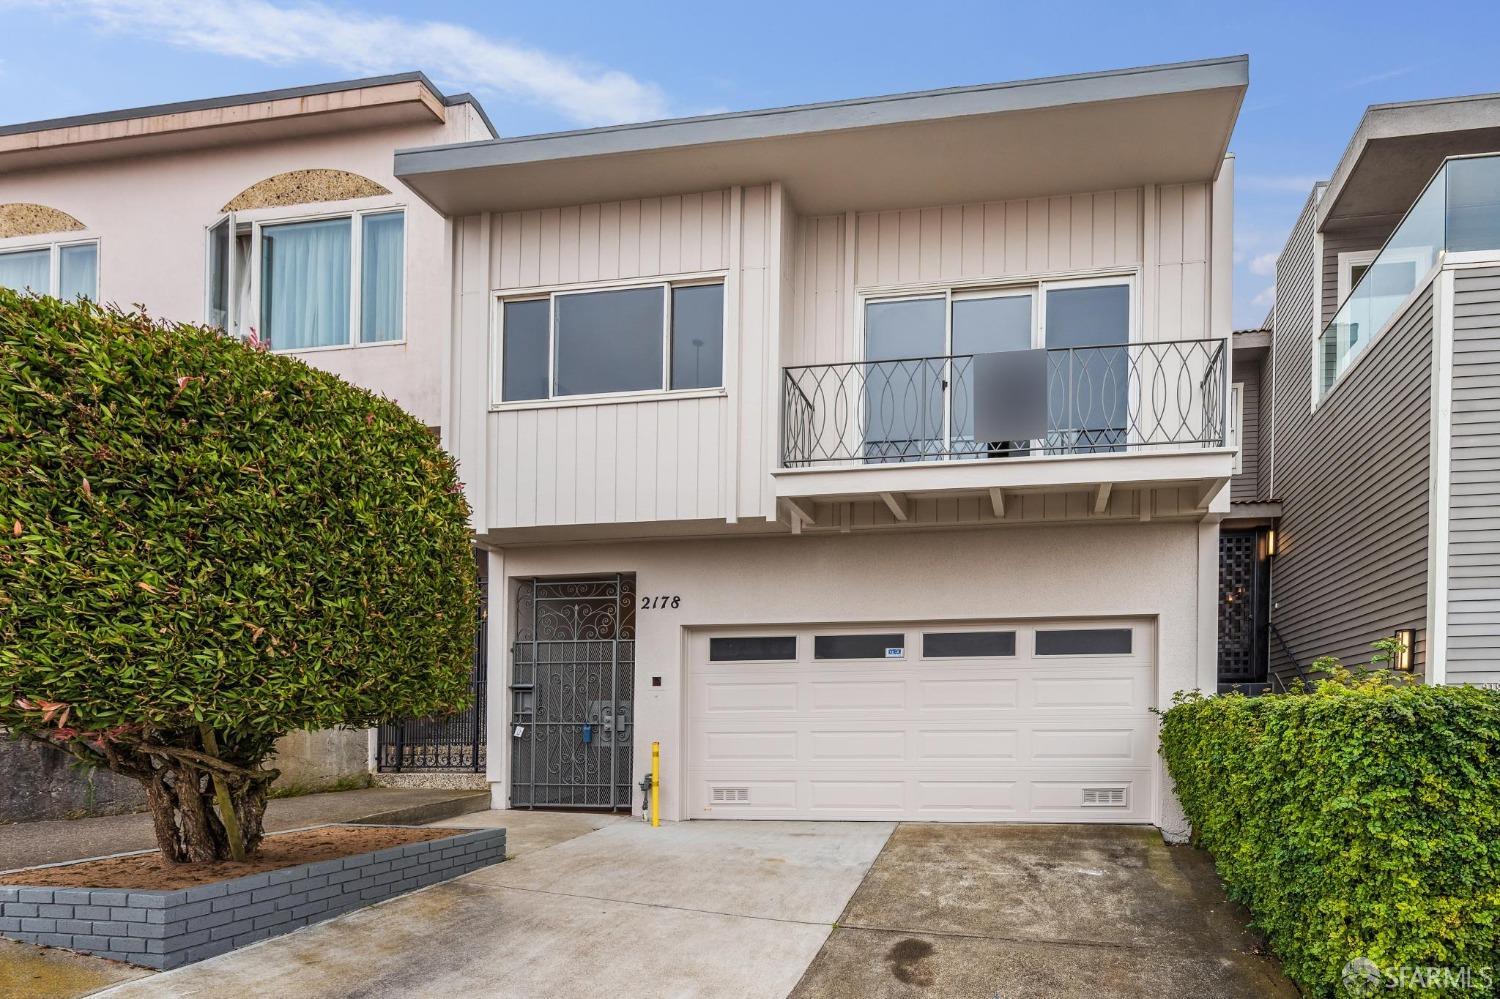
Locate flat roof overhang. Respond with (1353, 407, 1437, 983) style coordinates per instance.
(1320, 92, 1500, 231)
(397, 56, 1247, 216)
(0, 73, 479, 173)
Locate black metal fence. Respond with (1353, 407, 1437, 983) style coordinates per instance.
(376, 578, 488, 773)
(782, 339, 1226, 466)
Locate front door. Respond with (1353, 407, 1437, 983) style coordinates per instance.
(509, 575, 636, 810)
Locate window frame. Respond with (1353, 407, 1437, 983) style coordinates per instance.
(206, 202, 406, 352)
(490, 271, 729, 409)
(860, 270, 1140, 362)
(1229, 381, 1244, 474)
(1336, 249, 1378, 307)
(0, 234, 100, 300)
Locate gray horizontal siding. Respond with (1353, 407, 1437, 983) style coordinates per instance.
(1446, 265, 1500, 686)
(1270, 205, 1433, 683)
(1231, 356, 1262, 502)
(1320, 222, 1398, 326)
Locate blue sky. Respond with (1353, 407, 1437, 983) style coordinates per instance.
(4, 0, 1499, 328)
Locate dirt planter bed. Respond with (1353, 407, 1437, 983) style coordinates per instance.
(0, 823, 505, 970)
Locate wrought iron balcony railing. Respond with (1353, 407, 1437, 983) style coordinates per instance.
(781, 338, 1226, 467)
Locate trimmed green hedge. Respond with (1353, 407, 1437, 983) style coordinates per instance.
(1160, 673, 1500, 996)
(0, 291, 478, 739)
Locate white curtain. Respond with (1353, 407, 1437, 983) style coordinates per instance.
(0, 249, 50, 294)
(360, 212, 403, 343)
(261, 218, 350, 349)
(59, 244, 97, 301)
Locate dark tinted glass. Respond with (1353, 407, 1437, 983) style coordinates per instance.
(671, 283, 724, 389)
(814, 634, 906, 660)
(555, 286, 663, 396)
(709, 637, 796, 662)
(922, 631, 1017, 658)
(502, 299, 550, 401)
(1035, 628, 1133, 656)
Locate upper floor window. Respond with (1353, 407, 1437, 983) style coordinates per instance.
(206, 208, 404, 351)
(0, 240, 97, 301)
(497, 280, 724, 403)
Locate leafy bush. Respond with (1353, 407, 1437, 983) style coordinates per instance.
(1160, 666, 1500, 996)
(0, 292, 477, 861)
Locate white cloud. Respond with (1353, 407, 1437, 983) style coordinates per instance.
(19, 0, 670, 126)
(1248, 252, 1279, 277)
(1251, 285, 1276, 309)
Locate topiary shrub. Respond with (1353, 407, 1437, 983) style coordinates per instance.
(0, 292, 477, 863)
(1160, 662, 1500, 996)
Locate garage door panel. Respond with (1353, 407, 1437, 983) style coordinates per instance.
(808, 729, 906, 760)
(703, 680, 799, 712)
(689, 620, 1155, 823)
(702, 730, 799, 762)
(918, 677, 1020, 709)
(915, 780, 1020, 813)
(1029, 728, 1141, 762)
(809, 780, 905, 813)
(808, 679, 905, 711)
(917, 728, 1020, 762)
(1029, 674, 1143, 709)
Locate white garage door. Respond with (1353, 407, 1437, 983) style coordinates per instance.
(687, 620, 1155, 822)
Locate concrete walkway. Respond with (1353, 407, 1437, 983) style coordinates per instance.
(96, 816, 891, 998)
(0, 787, 487, 872)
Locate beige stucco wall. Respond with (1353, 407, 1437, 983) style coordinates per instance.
(484, 519, 1219, 838)
(270, 728, 371, 791)
(0, 104, 489, 430)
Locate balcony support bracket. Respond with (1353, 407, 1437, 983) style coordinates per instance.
(989, 488, 1006, 518)
(1094, 482, 1113, 515)
(784, 497, 816, 535)
(880, 491, 910, 522)
(1196, 477, 1229, 510)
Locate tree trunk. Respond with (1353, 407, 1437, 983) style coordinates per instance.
(142, 762, 270, 864)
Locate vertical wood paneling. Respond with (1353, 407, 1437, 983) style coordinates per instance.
(787, 189, 1154, 365)
(482, 188, 751, 530)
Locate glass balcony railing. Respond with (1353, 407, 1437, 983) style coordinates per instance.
(1318, 153, 1500, 396)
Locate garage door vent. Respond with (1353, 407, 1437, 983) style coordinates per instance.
(711, 787, 750, 804)
(1081, 787, 1127, 807)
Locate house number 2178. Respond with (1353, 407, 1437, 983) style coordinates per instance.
(641, 595, 681, 610)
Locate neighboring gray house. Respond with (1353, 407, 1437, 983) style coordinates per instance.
(1222, 92, 1500, 689)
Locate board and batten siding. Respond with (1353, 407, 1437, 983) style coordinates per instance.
(786, 184, 1215, 366)
(1445, 265, 1500, 686)
(477, 187, 780, 530)
(1230, 356, 1262, 503)
(1269, 203, 1433, 694)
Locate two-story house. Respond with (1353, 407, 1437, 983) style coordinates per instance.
(0, 71, 494, 432)
(0, 73, 495, 809)
(1226, 91, 1500, 692)
(395, 56, 1249, 837)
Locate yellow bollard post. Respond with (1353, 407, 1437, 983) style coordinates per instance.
(650, 741, 661, 828)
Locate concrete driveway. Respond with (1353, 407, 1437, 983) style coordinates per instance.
(92, 816, 1293, 998)
(95, 815, 891, 998)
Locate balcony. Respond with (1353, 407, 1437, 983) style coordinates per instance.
(776, 338, 1232, 521)
(1319, 153, 1500, 396)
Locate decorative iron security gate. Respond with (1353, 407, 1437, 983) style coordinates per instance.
(510, 575, 635, 809)
(377, 576, 488, 772)
(1218, 530, 1269, 684)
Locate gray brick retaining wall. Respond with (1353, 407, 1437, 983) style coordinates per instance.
(0, 824, 504, 970)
